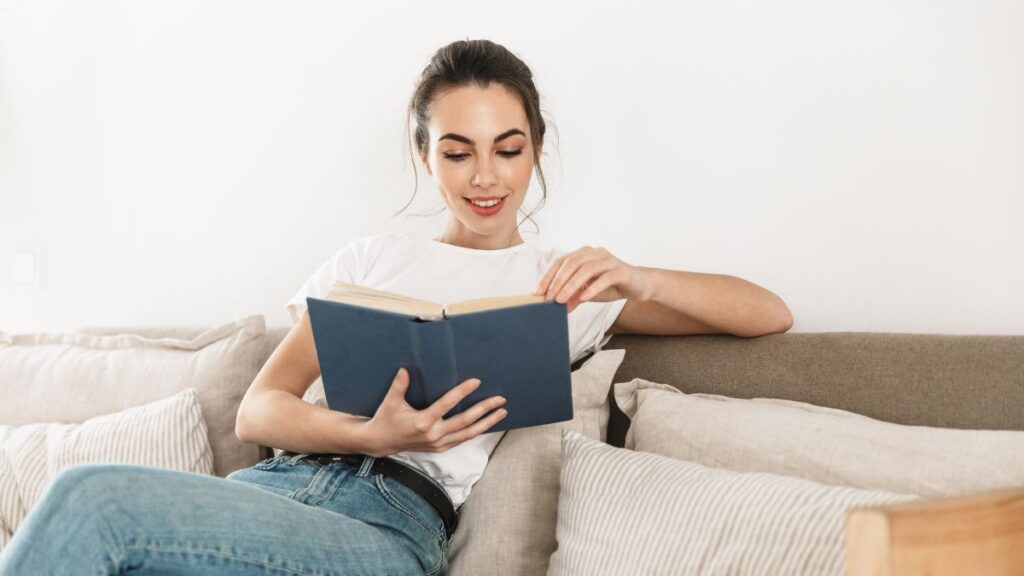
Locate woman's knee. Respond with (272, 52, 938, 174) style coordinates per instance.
(42, 464, 150, 514)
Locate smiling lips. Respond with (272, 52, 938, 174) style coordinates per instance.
(465, 196, 507, 216)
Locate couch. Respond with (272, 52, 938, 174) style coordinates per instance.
(2, 317, 1022, 574)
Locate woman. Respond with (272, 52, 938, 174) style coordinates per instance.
(0, 39, 792, 575)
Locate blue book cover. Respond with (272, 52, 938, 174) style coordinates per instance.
(306, 292, 574, 432)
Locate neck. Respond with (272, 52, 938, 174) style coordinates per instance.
(434, 227, 523, 251)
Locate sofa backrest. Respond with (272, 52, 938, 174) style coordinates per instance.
(263, 327, 1024, 445)
(598, 332, 1024, 447)
(83, 324, 1024, 453)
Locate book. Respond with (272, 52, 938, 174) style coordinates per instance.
(305, 281, 574, 433)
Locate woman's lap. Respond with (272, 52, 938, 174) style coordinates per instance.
(0, 456, 447, 576)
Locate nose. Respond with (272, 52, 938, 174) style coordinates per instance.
(471, 155, 499, 189)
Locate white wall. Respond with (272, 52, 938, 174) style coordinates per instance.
(2, 0, 1022, 334)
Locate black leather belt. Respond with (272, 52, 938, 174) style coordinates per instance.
(302, 453, 459, 539)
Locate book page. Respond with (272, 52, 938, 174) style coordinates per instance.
(327, 282, 443, 318)
(444, 294, 547, 316)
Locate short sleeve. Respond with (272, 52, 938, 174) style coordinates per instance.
(566, 297, 628, 365)
(284, 236, 376, 326)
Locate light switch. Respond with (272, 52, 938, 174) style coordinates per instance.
(13, 246, 40, 290)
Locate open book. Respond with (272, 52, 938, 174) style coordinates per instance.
(325, 281, 551, 320)
(306, 282, 574, 432)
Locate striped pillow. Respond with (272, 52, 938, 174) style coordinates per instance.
(0, 388, 213, 551)
(548, 430, 916, 576)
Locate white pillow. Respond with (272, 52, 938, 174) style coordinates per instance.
(0, 315, 266, 476)
(547, 430, 916, 576)
(614, 379, 1024, 497)
(448, 349, 626, 576)
(0, 388, 214, 551)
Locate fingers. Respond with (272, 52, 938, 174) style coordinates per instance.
(536, 254, 567, 295)
(439, 395, 507, 436)
(541, 246, 600, 301)
(382, 367, 410, 405)
(560, 259, 618, 304)
(579, 273, 610, 301)
(424, 377, 481, 421)
(436, 405, 509, 450)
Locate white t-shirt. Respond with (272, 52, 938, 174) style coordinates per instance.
(284, 231, 627, 506)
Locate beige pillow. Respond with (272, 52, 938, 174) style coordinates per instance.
(0, 315, 266, 476)
(547, 429, 916, 576)
(614, 379, 1024, 497)
(0, 388, 214, 551)
(448, 349, 626, 576)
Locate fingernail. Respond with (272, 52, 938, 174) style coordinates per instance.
(499, 409, 508, 416)
(498, 397, 506, 403)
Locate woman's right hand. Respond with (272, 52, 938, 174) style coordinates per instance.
(361, 367, 508, 457)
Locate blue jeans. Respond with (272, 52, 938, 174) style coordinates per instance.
(0, 453, 451, 575)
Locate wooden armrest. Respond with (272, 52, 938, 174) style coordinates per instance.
(846, 486, 1024, 576)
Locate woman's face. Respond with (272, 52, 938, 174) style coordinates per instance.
(421, 83, 539, 249)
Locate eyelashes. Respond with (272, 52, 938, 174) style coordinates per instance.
(443, 150, 523, 163)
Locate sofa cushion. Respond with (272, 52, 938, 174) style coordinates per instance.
(547, 429, 915, 576)
(448, 349, 626, 576)
(0, 315, 266, 476)
(614, 379, 1024, 497)
(0, 388, 213, 551)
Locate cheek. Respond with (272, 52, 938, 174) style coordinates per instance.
(433, 163, 466, 190)
(499, 157, 534, 187)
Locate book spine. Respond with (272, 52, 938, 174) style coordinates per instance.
(406, 321, 428, 409)
(438, 319, 463, 413)
(444, 319, 458, 404)
(411, 319, 460, 412)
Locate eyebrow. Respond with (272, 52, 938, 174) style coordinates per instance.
(438, 128, 526, 146)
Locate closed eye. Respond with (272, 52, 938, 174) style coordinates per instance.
(443, 149, 523, 162)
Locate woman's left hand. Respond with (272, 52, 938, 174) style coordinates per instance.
(535, 246, 653, 313)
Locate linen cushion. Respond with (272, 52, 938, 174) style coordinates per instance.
(448, 349, 626, 576)
(0, 388, 213, 551)
(614, 379, 1024, 497)
(0, 315, 266, 476)
(547, 430, 915, 576)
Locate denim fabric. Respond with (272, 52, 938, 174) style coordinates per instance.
(0, 454, 450, 575)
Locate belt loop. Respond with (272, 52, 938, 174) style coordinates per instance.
(287, 453, 307, 465)
(356, 455, 375, 477)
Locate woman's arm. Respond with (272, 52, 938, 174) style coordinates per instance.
(234, 311, 374, 455)
(536, 246, 793, 338)
(608, 268, 793, 337)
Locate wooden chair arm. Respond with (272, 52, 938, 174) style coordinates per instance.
(846, 486, 1024, 575)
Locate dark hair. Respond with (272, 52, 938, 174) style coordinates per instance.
(394, 39, 554, 241)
